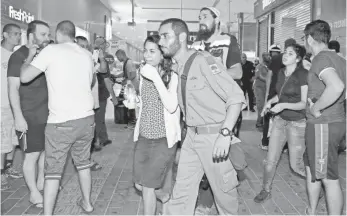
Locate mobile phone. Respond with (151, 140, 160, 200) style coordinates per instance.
(92, 49, 99, 63)
(17, 131, 27, 151)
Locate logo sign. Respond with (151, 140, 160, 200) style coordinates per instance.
(9, 6, 35, 23)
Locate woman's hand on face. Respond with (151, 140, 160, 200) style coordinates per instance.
(140, 64, 160, 82)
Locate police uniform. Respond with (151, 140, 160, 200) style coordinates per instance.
(164, 51, 246, 215)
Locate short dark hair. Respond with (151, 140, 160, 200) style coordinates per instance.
(284, 38, 296, 49)
(76, 36, 88, 42)
(304, 20, 331, 44)
(56, 20, 75, 39)
(160, 18, 189, 41)
(2, 23, 20, 33)
(115, 49, 126, 57)
(27, 20, 49, 39)
(328, 40, 340, 53)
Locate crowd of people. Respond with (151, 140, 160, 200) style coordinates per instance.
(1, 5, 345, 216)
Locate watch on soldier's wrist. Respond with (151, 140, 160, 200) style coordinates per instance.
(219, 128, 233, 137)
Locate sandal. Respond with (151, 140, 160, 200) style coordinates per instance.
(77, 199, 94, 214)
(90, 162, 102, 171)
(29, 201, 43, 208)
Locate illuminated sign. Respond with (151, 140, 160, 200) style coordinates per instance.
(9, 6, 35, 23)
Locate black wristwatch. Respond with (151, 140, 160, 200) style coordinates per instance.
(219, 128, 233, 137)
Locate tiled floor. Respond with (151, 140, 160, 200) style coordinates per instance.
(1, 110, 346, 215)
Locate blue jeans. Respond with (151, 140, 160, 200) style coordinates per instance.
(263, 116, 306, 192)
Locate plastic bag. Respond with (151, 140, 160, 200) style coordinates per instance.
(123, 83, 137, 109)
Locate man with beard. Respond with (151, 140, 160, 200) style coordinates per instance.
(191, 7, 250, 214)
(1, 23, 22, 190)
(159, 18, 245, 215)
(8, 20, 50, 207)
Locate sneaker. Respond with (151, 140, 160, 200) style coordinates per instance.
(1, 174, 10, 191)
(5, 166, 23, 179)
(254, 189, 271, 203)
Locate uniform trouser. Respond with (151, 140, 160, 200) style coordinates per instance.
(164, 127, 239, 215)
(95, 99, 109, 144)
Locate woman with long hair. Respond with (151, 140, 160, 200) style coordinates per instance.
(132, 35, 180, 215)
(254, 44, 308, 203)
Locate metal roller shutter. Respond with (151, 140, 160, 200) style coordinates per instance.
(258, 18, 269, 57)
(274, 0, 311, 48)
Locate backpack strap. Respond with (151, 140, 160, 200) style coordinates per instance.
(181, 52, 199, 115)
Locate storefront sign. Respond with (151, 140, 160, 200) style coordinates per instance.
(8, 6, 34, 23)
(254, 0, 295, 18)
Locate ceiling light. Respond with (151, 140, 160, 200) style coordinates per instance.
(117, 32, 121, 35)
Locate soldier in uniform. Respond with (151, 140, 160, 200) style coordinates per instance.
(159, 18, 246, 215)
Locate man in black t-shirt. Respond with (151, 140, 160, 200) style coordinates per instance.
(8, 20, 50, 207)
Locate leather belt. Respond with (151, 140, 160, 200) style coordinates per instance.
(188, 125, 221, 135)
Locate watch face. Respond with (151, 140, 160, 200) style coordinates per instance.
(221, 128, 229, 136)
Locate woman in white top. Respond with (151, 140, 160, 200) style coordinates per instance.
(132, 35, 180, 215)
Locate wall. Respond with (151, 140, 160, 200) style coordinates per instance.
(242, 22, 257, 52)
(313, 0, 346, 56)
(41, 0, 112, 40)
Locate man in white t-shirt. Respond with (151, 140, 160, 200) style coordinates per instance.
(20, 20, 95, 215)
(1, 23, 22, 190)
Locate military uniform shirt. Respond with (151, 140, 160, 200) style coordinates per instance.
(178, 52, 246, 127)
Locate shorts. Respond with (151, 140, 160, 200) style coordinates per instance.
(1, 108, 18, 154)
(44, 115, 95, 180)
(304, 122, 346, 182)
(133, 136, 177, 189)
(17, 123, 46, 153)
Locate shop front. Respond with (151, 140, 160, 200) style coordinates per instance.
(254, 0, 312, 56)
(312, 0, 346, 56)
(1, 0, 38, 45)
(1, 0, 112, 44)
